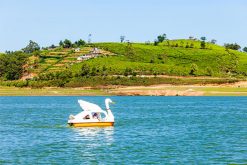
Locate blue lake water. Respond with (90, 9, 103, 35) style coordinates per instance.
(0, 96, 246, 164)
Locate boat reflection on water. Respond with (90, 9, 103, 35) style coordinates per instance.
(71, 127, 115, 146)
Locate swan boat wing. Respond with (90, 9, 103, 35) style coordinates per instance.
(78, 100, 103, 112)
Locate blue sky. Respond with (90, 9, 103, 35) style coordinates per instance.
(0, 0, 247, 52)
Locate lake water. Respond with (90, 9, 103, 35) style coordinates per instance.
(0, 96, 246, 164)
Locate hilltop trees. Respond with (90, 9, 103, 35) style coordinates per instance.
(224, 43, 241, 50)
(157, 34, 166, 43)
(211, 39, 217, 44)
(154, 34, 167, 46)
(189, 36, 194, 40)
(74, 39, 86, 47)
(200, 41, 206, 49)
(22, 40, 40, 54)
(243, 47, 247, 53)
(120, 36, 125, 43)
(154, 40, 159, 46)
(59, 40, 64, 47)
(63, 39, 72, 48)
(200, 37, 207, 41)
(59, 39, 86, 48)
(200, 36, 206, 49)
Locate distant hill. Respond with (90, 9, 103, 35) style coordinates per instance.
(1, 39, 247, 88)
(69, 40, 247, 77)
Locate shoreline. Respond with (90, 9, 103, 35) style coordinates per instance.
(1, 81, 247, 96)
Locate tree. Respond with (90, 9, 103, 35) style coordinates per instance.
(81, 64, 90, 76)
(211, 39, 217, 44)
(154, 39, 159, 46)
(120, 36, 125, 43)
(145, 41, 151, 45)
(189, 36, 194, 40)
(0, 51, 28, 80)
(59, 40, 64, 47)
(224, 43, 241, 50)
(63, 39, 72, 48)
(49, 44, 56, 49)
(243, 47, 247, 53)
(200, 36, 207, 41)
(76, 39, 86, 47)
(190, 63, 198, 75)
(200, 41, 206, 49)
(22, 40, 40, 54)
(157, 34, 166, 43)
(185, 43, 189, 48)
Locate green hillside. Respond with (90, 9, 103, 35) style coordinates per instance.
(1, 39, 247, 88)
(70, 40, 247, 77)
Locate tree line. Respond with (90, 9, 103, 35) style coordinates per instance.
(151, 34, 247, 52)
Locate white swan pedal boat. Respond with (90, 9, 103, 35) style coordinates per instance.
(68, 98, 115, 127)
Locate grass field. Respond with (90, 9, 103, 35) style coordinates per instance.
(1, 85, 247, 96)
(0, 86, 107, 96)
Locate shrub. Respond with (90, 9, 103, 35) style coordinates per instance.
(190, 63, 198, 75)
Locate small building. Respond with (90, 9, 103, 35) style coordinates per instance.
(90, 47, 101, 54)
(77, 55, 92, 61)
(74, 48, 81, 52)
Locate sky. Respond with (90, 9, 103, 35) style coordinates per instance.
(0, 0, 247, 52)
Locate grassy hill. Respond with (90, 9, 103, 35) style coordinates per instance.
(69, 40, 247, 77)
(2, 39, 247, 88)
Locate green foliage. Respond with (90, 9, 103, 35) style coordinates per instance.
(206, 67, 214, 76)
(120, 36, 125, 43)
(59, 40, 64, 47)
(224, 43, 241, 50)
(243, 47, 247, 53)
(125, 42, 135, 58)
(124, 68, 133, 76)
(211, 39, 217, 44)
(92, 41, 247, 77)
(157, 34, 166, 43)
(2, 76, 237, 88)
(0, 51, 28, 80)
(190, 43, 194, 48)
(154, 40, 159, 46)
(190, 63, 198, 75)
(22, 40, 40, 54)
(74, 39, 86, 47)
(200, 36, 207, 41)
(185, 43, 190, 48)
(2, 39, 247, 87)
(81, 63, 90, 76)
(49, 44, 56, 49)
(200, 41, 206, 49)
(63, 39, 72, 48)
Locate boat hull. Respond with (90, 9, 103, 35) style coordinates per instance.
(68, 122, 114, 127)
